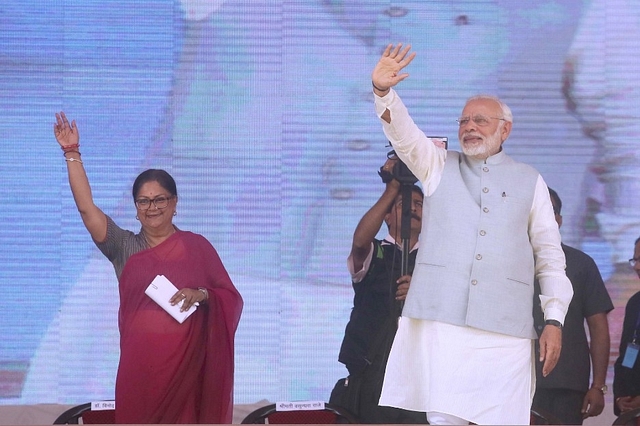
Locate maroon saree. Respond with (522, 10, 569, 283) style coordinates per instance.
(115, 231, 242, 424)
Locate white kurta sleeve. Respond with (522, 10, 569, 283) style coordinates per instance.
(529, 176, 574, 323)
(374, 89, 446, 197)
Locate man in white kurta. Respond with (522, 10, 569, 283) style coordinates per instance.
(370, 44, 574, 425)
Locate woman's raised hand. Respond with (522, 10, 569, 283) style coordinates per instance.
(54, 111, 79, 147)
(371, 43, 416, 93)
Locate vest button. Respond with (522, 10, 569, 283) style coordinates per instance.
(471, 279, 478, 285)
(476, 254, 482, 260)
(483, 207, 489, 213)
(482, 187, 489, 193)
(479, 230, 486, 236)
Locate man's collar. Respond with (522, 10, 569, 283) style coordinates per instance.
(464, 148, 507, 166)
(484, 148, 506, 164)
(382, 235, 419, 252)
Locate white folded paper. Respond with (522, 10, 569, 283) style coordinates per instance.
(145, 275, 197, 323)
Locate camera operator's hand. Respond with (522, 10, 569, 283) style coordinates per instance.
(372, 43, 416, 96)
(378, 157, 399, 184)
(395, 275, 412, 301)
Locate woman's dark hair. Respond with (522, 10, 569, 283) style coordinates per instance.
(132, 169, 177, 200)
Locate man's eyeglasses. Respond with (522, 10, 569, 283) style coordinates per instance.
(629, 257, 640, 267)
(456, 115, 506, 128)
(135, 195, 175, 210)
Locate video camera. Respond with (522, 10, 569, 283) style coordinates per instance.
(379, 137, 448, 185)
(379, 150, 418, 185)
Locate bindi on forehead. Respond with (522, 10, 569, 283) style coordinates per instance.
(137, 182, 170, 197)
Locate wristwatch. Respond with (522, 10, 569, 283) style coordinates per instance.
(596, 384, 608, 395)
(545, 319, 563, 329)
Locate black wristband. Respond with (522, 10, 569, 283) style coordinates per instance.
(372, 81, 389, 92)
(545, 319, 563, 329)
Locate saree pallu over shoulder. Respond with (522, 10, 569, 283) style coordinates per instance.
(116, 230, 243, 424)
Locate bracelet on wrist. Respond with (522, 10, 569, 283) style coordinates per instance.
(65, 157, 83, 164)
(545, 319, 563, 329)
(372, 81, 389, 93)
(61, 143, 80, 152)
(198, 287, 209, 302)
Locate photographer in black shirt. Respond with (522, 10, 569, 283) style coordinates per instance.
(330, 156, 426, 424)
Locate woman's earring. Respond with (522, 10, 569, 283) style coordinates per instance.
(135, 215, 139, 220)
(173, 211, 177, 216)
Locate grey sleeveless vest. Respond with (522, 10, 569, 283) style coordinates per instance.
(403, 150, 540, 339)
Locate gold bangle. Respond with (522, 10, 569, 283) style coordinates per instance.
(65, 157, 83, 164)
(198, 287, 208, 302)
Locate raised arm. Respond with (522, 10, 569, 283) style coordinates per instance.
(371, 43, 416, 100)
(350, 158, 401, 273)
(54, 112, 107, 242)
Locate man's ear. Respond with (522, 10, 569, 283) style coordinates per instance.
(384, 213, 391, 227)
(501, 121, 512, 142)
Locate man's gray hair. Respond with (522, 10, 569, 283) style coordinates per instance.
(466, 94, 513, 123)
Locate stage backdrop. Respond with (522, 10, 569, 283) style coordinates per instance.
(1, 0, 638, 406)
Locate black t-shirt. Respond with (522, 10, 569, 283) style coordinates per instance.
(338, 240, 417, 375)
(614, 290, 640, 414)
(534, 243, 614, 392)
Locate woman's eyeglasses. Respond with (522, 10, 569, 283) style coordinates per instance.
(135, 195, 174, 210)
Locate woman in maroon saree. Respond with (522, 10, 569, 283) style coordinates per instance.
(115, 230, 242, 423)
(54, 112, 243, 424)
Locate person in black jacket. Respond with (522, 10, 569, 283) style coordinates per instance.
(613, 236, 640, 416)
(330, 156, 426, 424)
(532, 188, 613, 424)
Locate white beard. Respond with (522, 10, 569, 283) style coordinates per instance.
(460, 127, 503, 159)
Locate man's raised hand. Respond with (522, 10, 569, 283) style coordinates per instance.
(371, 43, 416, 94)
